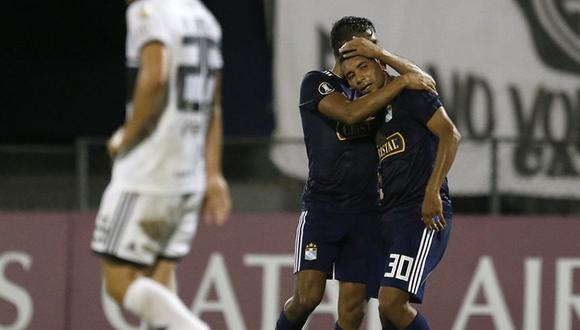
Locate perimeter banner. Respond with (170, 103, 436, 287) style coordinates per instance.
(271, 0, 580, 197)
(1, 213, 580, 330)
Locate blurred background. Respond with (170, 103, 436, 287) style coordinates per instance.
(1, 0, 579, 215)
(1, 0, 580, 329)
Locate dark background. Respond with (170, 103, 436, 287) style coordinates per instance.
(1, 0, 274, 143)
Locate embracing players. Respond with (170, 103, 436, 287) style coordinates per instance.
(276, 17, 437, 330)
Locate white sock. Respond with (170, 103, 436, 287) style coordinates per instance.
(123, 277, 209, 330)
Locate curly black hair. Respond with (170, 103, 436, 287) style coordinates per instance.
(330, 16, 376, 58)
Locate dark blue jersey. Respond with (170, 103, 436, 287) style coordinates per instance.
(299, 70, 379, 213)
(375, 90, 451, 211)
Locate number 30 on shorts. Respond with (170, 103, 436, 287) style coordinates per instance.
(384, 253, 414, 281)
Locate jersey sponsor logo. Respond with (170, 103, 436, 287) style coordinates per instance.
(318, 82, 335, 95)
(304, 243, 318, 261)
(384, 105, 393, 123)
(335, 118, 377, 141)
(384, 253, 414, 282)
(378, 132, 405, 160)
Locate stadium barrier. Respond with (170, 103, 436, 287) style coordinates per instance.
(2, 138, 580, 215)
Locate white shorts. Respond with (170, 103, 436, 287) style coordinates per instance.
(91, 186, 203, 266)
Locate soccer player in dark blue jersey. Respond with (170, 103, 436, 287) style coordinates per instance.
(340, 51, 461, 329)
(275, 17, 438, 330)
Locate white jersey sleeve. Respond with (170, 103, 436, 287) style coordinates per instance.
(126, 1, 172, 54)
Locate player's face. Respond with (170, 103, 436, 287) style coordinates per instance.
(341, 56, 386, 96)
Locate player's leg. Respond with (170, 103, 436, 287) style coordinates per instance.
(92, 187, 144, 305)
(277, 269, 327, 329)
(378, 286, 419, 329)
(101, 257, 208, 330)
(146, 258, 177, 290)
(93, 190, 208, 330)
(377, 206, 453, 330)
(101, 258, 143, 304)
(146, 259, 209, 330)
(149, 192, 210, 330)
(139, 258, 178, 330)
(276, 210, 339, 329)
(335, 281, 367, 330)
(334, 211, 382, 330)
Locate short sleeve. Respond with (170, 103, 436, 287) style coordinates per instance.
(406, 91, 443, 124)
(208, 16, 224, 71)
(299, 71, 340, 112)
(126, 1, 171, 53)
(208, 40, 223, 71)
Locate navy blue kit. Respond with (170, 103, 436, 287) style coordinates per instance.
(296, 70, 383, 296)
(375, 90, 452, 302)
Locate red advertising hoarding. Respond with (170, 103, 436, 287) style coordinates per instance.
(1, 213, 579, 329)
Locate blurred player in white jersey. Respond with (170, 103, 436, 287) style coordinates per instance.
(91, 0, 231, 329)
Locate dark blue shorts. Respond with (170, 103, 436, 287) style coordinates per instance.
(293, 208, 383, 297)
(379, 203, 452, 303)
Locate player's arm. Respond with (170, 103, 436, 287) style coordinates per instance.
(201, 72, 231, 226)
(111, 42, 169, 157)
(318, 73, 432, 124)
(422, 107, 461, 231)
(340, 37, 434, 78)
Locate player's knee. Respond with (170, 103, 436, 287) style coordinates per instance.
(379, 295, 405, 317)
(294, 291, 323, 312)
(102, 259, 142, 305)
(103, 270, 138, 305)
(338, 305, 365, 327)
(105, 280, 127, 305)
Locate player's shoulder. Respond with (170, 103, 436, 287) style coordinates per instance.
(400, 89, 442, 107)
(300, 70, 340, 97)
(126, 0, 164, 23)
(301, 70, 341, 90)
(183, 0, 222, 40)
(299, 70, 343, 109)
(127, 0, 191, 22)
(302, 69, 335, 82)
(127, 0, 156, 16)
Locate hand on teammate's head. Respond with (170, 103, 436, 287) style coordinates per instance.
(339, 36, 381, 60)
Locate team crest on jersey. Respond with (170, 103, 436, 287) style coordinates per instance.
(139, 4, 151, 19)
(318, 82, 335, 95)
(385, 105, 393, 123)
(304, 243, 318, 261)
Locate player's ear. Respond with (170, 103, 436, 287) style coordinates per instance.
(374, 58, 386, 70)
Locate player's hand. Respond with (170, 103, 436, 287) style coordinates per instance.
(400, 72, 437, 95)
(421, 191, 446, 231)
(107, 127, 124, 159)
(339, 36, 383, 59)
(201, 174, 232, 226)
